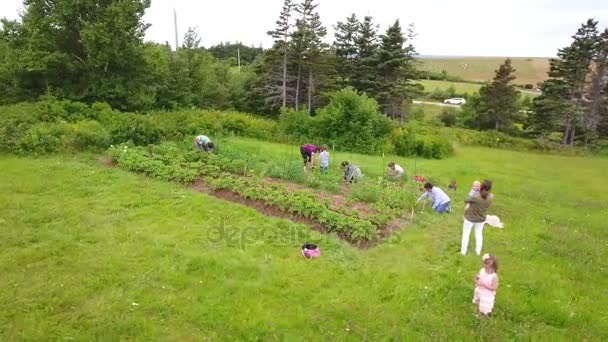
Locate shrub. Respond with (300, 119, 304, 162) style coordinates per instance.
(62, 120, 111, 151)
(391, 123, 453, 159)
(18, 120, 111, 154)
(313, 88, 393, 154)
(439, 108, 458, 127)
(278, 108, 313, 141)
(106, 113, 162, 146)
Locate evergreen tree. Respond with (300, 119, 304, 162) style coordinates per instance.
(477, 58, 521, 130)
(530, 79, 573, 135)
(351, 16, 380, 97)
(292, 0, 328, 114)
(549, 19, 599, 145)
(583, 28, 608, 141)
(267, 0, 296, 108)
(376, 20, 416, 120)
(334, 14, 359, 87)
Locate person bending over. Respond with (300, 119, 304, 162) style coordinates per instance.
(417, 182, 451, 213)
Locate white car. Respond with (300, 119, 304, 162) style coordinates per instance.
(443, 98, 466, 105)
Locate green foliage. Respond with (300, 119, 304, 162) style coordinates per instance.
(476, 58, 521, 130)
(18, 121, 110, 154)
(392, 123, 453, 159)
(109, 142, 380, 241)
(313, 88, 392, 153)
(0, 0, 153, 111)
(105, 113, 161, 146)
(0, 99, 282, 154)
(439, 108, 458, 127)
(207, 42, 264, 66)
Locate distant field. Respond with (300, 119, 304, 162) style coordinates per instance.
(419, 57, 550, 85)
(416, 80, 482, 94)
(416, 80, 540, 98)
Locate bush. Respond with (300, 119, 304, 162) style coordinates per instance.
(439, 108, 458, 127)
(107, 113, 162, 146)
(391, 123, 453, 159)
(313, 88, 393, 154)
(278, 108, 313, 141)
(62, 121, 111, 151)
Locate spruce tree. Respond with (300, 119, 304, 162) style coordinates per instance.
(377, 20, 405, 117)
(477, 58, 521, 130)
(584, 28, 608, 141)
(334, 14, 359, 87)
(267, 0, 296, 108)
(550, 19, 599, 145)
(292, 0, 327, 114)
(530, 80, 573, 135)
(351, 16, 380, 97)
(376, 20, 414, 119)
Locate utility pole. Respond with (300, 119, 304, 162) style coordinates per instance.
(237, 47, 241, 72)
(173, 9, 179, 51)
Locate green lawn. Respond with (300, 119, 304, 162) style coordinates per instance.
(1, 142, 607, 339)
(416, 79, 540, 98)
(419, 57, 550, 85)
(417, 79, 483, 95)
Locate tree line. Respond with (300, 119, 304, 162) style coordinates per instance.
(1, 0, 607, 147)
(254, 0, 419, 120)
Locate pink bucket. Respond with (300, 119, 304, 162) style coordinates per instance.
(301, 244, 321, 259)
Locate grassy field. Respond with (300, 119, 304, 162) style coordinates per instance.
(2, 141, 608, 339)
(416, 79, 540, 98)
(417, 79, 483, 95)
(419, 57, 550, 85)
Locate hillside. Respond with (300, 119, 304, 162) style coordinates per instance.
(2, 141, 607, 339)
(419, 57, 550, 85)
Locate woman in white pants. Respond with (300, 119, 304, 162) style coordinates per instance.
(461, 180, 493, 255)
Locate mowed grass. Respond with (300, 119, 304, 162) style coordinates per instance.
(417, 79, 483, 94)
(416, 79, 540, 98)
(2, 141, 608, 339)
(419, 57, 550, 85)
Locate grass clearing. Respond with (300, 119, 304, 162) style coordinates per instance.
(416, 79, 540, 98)
(419, 57, 550, 85)
(416, 79, 483, 94)
(1, 141, 607, 339)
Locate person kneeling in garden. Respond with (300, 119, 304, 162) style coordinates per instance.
(342, 161, 362, 184)
(387, 162, 405, 179)
(417, 182, 451, 213)
(193, 135, 214, 153)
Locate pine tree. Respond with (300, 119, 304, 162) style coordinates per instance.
(267, 0, 296, 108)
(351, 16, 380, 97)
(291, 0, 327, 114)
(583, 28, 608, 141)
(376, 20, 416, 121)
(334, 14, 359, 87)
(477, 58, 521, 130)
(530, 79, 573, 135)
(551, 19, 599, 145)
(376, 20, 415, 120)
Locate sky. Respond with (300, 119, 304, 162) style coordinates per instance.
(2, 0, 607, 57)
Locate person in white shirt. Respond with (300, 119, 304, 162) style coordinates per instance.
(319, 145, 330, 174)
(193, 135, 214, 152)
(417, 182, 451, 213)
(387, 162, 405, 178)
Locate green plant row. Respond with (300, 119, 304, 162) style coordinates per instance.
(108, 143, 379, 242)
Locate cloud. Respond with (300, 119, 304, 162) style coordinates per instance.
(2, 0, 607, 57)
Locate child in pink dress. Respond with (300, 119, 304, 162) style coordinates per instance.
(473, 254, 499, 316)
